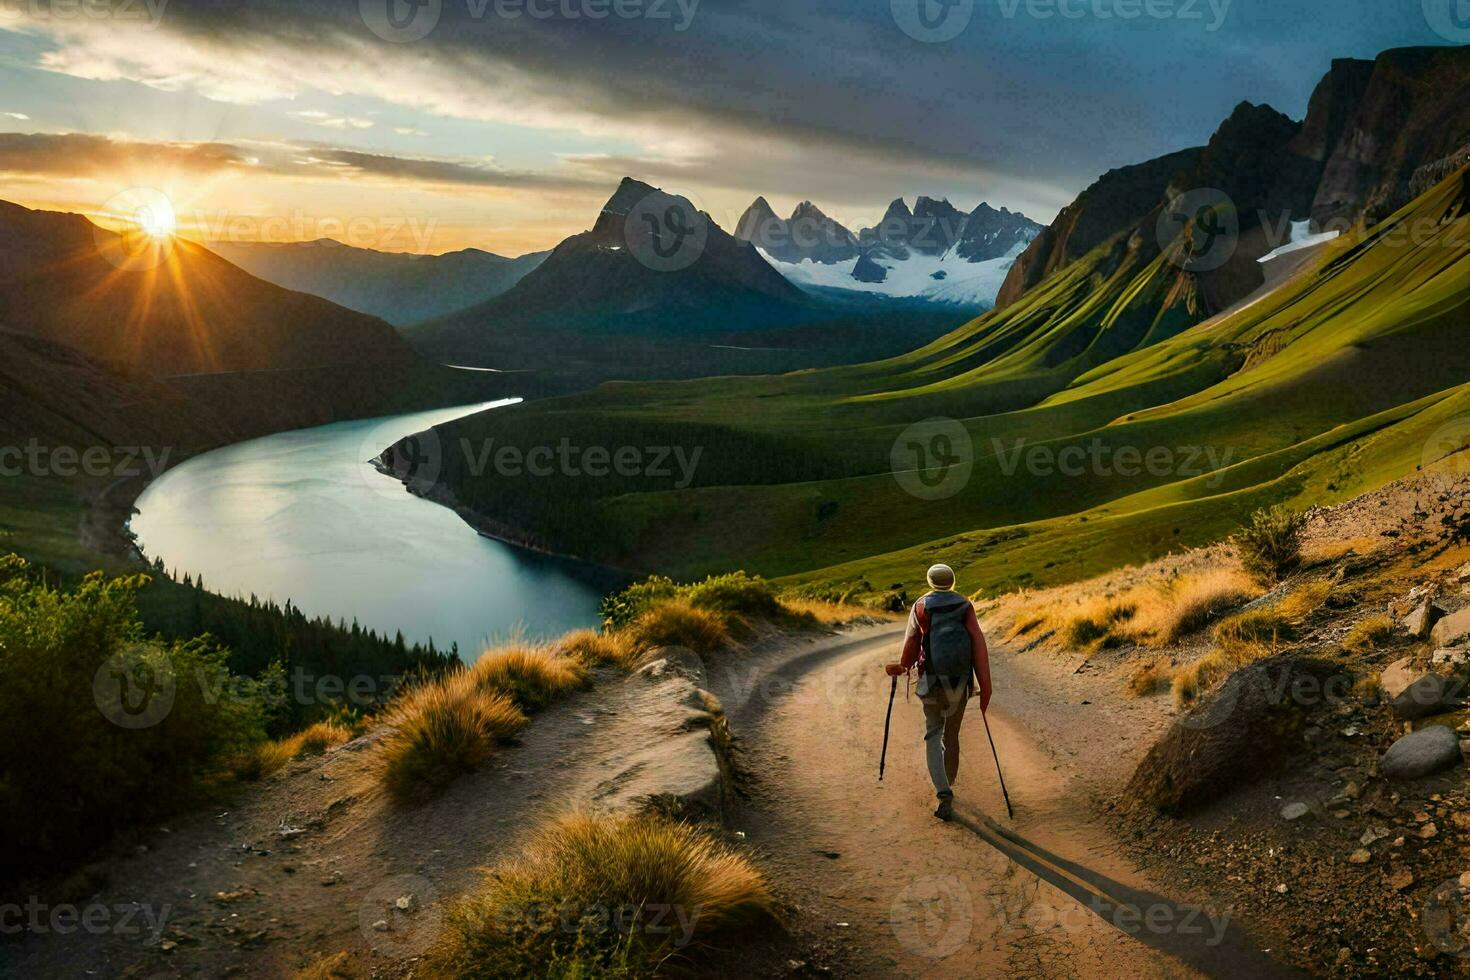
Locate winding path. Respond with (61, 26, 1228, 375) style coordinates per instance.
(711, 624, 1296, 978)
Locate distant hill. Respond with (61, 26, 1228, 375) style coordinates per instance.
(0, 200, 415, 377)
(207, 240, 549, 326)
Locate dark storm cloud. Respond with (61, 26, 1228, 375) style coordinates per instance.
(7, 0, 1448, 217)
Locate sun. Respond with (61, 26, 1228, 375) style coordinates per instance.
(136, 200, 177, 240)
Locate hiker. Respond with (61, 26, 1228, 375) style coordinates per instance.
(885, 563, 992, 821)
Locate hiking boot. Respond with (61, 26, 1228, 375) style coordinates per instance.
(934, 796, 955, 821)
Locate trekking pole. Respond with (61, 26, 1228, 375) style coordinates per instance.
(878, 674, 898, 781)
(980, 710, 1014, 818)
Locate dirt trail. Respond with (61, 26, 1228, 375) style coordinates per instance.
(711, 625, 1296, 978)
(2, 660, 722, 979)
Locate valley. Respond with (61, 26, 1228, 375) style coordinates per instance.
(2, 11, 1469, 979)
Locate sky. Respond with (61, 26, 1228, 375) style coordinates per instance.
(0, 0, 1454, 255)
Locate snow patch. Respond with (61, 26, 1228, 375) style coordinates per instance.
(760, 240, 1028, 308)
(1258, 220, 1340, 264)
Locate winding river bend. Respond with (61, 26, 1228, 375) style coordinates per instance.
(131, 401, 613, 659)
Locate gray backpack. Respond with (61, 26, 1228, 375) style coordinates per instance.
(919, 592, 973, 696)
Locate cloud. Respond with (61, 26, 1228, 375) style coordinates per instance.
(2, 112, 30, 120)
(0, 0, 1079, 218)
(0, 132, 609, 194)
(395, 127, 428, 137)
(290, 110, 375, 130)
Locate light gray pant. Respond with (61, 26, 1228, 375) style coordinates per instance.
(920, 683, 970, 800)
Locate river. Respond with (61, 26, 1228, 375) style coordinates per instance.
(131, 401, 616, 660)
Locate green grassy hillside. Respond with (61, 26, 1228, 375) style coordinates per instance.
(417, 164, 1470, 600)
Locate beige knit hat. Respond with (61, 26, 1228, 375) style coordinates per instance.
(927, 564, 956, 590)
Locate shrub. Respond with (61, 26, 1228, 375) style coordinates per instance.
(1127, 660, 1173, 698)
(429, 811, 776, 978)
(624, 601, 730, 655)
(380, 671, 527, 802)
(600, 576, 679, 631)
(0, 557, 268, 880)
(471, 644, 590, 712)
(556, 629, 641, 670)
(682, 573, 783, 620)
(1235, 506, 1306, 585)
(1342, 615, 1395, 656)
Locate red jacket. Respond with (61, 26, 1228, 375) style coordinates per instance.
(899, 592, 992, 711)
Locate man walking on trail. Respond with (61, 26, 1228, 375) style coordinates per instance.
(886, 564, 992, 821)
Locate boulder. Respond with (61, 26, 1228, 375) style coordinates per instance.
(1126, 656, 1335, 815)
(1391, 674, 1462, 720)
(1379, 657, 1419, 701)
(1380, 726, 1463, 781)
(1405, 601, 1447, 640)
(1433, 607, 1470, 648)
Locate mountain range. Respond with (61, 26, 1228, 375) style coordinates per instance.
(404, 178, 970, 382)
(737, 195, 1043, 308)
(207, 240, 549, 327)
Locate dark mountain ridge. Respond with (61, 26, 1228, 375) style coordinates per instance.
(207, 239, 549, 326)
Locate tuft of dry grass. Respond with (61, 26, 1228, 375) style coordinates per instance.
(1172, 649, 1247, 709)
(778, 597, 892, 625)
(1130, 569, 1259, 646)
(1127, 660, 1173, 698)
(1276, 580, 1333, 621)
(471, 644, 590, 712)
(293, 952, 360, 980)
(428, 810, 776, 978)
(380, 671, 528, 802)
(230, 720, 355, 782)
(624, 600, 730, 655)
(1061, 594, 1137, 650)
(1213, 607, 1292, 657)
(1342, 615, 1395, 656)
(555, 629, 642, 670)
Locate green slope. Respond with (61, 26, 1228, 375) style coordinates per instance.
(417, 165, 1470, 598)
